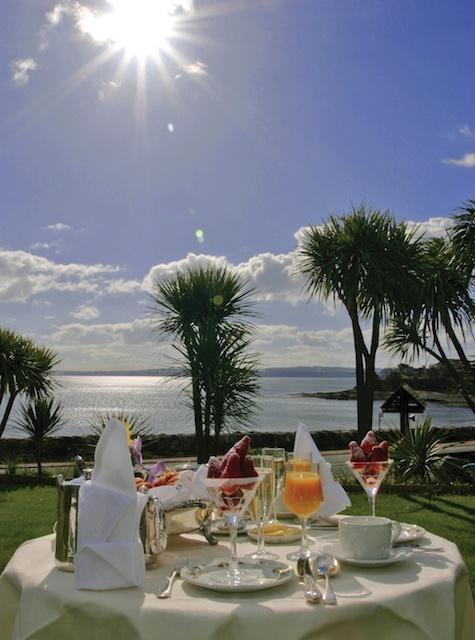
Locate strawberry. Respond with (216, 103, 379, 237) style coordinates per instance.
(220, 451, 241, 478)
(349, 441, 366, 462)
(241, 455, 258, 478)
(360, 430, 378, 455)
(368, 444, 388, 462)
(207, 456, 221, 478)
(233, 436, 250, 460)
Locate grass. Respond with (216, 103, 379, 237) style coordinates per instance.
(0, 485, 474, 594)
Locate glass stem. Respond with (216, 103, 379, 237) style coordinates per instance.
(228, 517, 239, 580)
(369, 492, 376, 517)
(257, 519, 265, 555)
(301, 517, 309, 549)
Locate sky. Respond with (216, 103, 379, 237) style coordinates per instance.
(1, 0, 474, 371)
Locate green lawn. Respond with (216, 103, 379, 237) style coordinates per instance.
(0, 485, 474, 594)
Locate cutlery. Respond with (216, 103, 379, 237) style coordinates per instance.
(157, 558, 188, 598)
(296, 557, 322, 603)
(311, 554, 338, 605)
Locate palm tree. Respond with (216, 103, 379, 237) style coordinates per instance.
(15, 396, 64, 475)
(297, 205, 421, 436)
(450, 199, 475, 282)
(149, 265, 260, 462)
(385, 234, 475, 411)
(0, 329, 60, 438)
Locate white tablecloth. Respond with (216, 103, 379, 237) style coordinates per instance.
(0, 529, 473, 640)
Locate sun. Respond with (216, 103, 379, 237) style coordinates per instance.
(94, 0, 178, 61)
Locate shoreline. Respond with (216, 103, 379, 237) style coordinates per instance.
(292, 388, 470, 408)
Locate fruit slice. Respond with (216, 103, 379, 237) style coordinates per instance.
(360, 430, 378, 455)
(220, 451, 242, 478)
(368, 442, 389, 462)
(207, 456, 222, 478)
(349, 440, 366, 462)
(240, 454, 258, 477)
(233, 435, 251, 460)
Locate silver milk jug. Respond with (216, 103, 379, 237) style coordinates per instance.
(54, 471, 91, 572)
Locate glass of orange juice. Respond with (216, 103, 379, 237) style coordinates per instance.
(282, 458, 323, 560)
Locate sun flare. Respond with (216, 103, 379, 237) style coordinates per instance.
(91, 0, 180, 60)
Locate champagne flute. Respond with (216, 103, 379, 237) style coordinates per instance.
(346, 459, 393, 517)
(261, 448, 286, 524)
(283, 458, 323, 561)
(246, 455, 277, 560)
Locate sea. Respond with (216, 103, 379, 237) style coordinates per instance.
(3, 375, 474, 439)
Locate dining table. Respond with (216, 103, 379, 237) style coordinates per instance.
(0, 525, 474, 640)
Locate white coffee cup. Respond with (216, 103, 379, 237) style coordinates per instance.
(339, 516, 401, 560)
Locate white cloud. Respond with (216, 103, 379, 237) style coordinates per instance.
(47, 222, 72, 232)
(0, 249, 122, 303)
(102, 278, 142, 296)
(405, 216, 452, 238)
(459, 125, 475, 140)
(184, 61, 208, 76)
(70, 304, 101, 320)
(11, 58, 38, 86)
(143, 252, 303, 304)
(443, 153, 475, 168)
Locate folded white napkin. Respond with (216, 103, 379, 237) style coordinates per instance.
(149, 464, 210, 508)
(293, 423, 351, 518)
(75, 418, 147, 590)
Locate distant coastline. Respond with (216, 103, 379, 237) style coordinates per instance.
(294, 388, 470, 408)
(57, 366, 357, 378)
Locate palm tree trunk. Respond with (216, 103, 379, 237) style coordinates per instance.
(0, 391, 18, 438)
(191, 377, 206, 463)
(432, 329, 475, 413)
(441, 313, 475, 380)
(35, 441, 42, 476)
(349, 308, 373, 437)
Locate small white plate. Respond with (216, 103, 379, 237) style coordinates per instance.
(180, 558, 295, 593)
(323, 542, 414, 567)
(392, 522, 426, 543)
(247, 524, 302, 544)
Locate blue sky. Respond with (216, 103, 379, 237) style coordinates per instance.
(1, 0, 474, 370)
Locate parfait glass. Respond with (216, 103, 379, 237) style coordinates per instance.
(282, 458, 323, 561)
(246, 455, 277, 561)
(261, 447, 286, 524)
(346, 459, 393, 517)
(203, 475, 262, 586)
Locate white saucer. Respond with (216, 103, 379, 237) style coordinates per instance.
(247, 524, 301, 544)
(392, 522, 426, 543)
(180, 558, 295, 592)
(309, 514, 344, 528)
(323, 542, 414, 567)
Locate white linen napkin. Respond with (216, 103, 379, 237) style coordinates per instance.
(293, 423, 351, 518)
(75, 418, 147, 590)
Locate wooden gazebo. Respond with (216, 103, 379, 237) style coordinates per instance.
(380, 384, 426, 434)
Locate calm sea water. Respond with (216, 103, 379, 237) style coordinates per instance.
(3, 375, 474, 438)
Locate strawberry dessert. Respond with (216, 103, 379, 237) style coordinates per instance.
(206, 436, 260, 511)
(347, 431, 393, 516)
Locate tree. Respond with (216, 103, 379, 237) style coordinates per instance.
(149, 265, 260, 462)
(385, 234, 475, 411)
(297, 205, 421, 436)
(0, 329, 60, 438)
(450, 199, 475, 282)
(15, 396, 64, 475)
